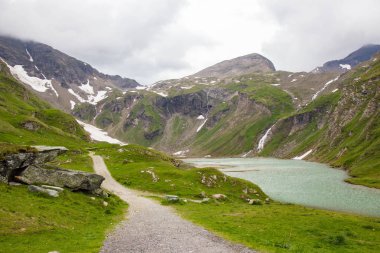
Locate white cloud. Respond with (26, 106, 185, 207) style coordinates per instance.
(0, 0, 379, 83)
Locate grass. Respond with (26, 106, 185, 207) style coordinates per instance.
(0, 183, 126, 253)
(47, 150, 94, 172)
(0, 142, 37, 159)
(0, 64, 89, 149)
(95, 145, 380, 253)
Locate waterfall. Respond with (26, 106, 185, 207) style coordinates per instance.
(257, 123, 276, 151)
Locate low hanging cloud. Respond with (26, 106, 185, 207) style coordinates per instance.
(0, 0, 198, 84)
(0, 0, 379, 83)
(260, 0, 380, 71)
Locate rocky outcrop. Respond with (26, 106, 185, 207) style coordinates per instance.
(17, 165, 104, 193)
(0, 145, 105, 195)
(0, 147, 66, 183)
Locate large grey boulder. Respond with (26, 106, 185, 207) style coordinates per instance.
(0, 147, 67, 183)
(17, 165, 104, 193)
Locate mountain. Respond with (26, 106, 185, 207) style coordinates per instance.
(0, 60, 89, 148)
(313, 44, 380, 73)
(72, 47, 379, 188)
(260, 52, 380, 188)
(0, 35, 140, 111)
(73, 50, 336, 155)
(192, 53, 275, 78)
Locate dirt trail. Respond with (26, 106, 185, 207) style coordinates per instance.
(90, 153, 256, 253)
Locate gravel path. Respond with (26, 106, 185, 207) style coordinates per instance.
(90, 153, 256, 253)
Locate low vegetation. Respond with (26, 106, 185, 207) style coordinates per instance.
(96, 144, 380, 253)
(0, 183, 126, 253)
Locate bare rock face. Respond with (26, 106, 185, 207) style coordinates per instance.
(0, 146, 105, 195)
(192, 53, 275, 78)
(17, 165, 104, 193)
(0, 148, 65, 183)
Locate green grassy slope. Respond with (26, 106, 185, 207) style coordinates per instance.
(0, 62, 127, 252)
(0, 62, 89, 148)
(0, 183, 126, 253)
(96, 145, 380, 253)
(262, 56, 380, 188)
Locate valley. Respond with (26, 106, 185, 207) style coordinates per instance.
(0, 35, 379, 253)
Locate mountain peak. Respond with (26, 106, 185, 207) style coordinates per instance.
(313, 44, 380, 73)
(192, 53, 275, 78)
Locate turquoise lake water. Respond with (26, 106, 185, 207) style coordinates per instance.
(183, 158, 380, 217)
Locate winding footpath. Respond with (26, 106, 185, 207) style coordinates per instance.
(90, 153, 256, 253)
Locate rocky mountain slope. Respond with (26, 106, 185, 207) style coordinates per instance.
(0, 36, 140, 111)
(73, 48, 345, 153)
(192, 53, 275, 78)
(313, 44, 380, 73)
(72, 46, 379, 188)
(0, 60, 89, 148)
(260, 53, 380, 188)
(2, 37, 376, 187)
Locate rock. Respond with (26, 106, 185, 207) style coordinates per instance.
(249, 199, 262, 205)
(201, 197, 210, 203)
(165, 195, 179, 202)
(211, 194, 227, 200)
(103, 201, 108, 207)
(0, 147, 67, 183)
(8, 182, 22, 186)
(28, 185, 59, 197)
(93, 188, 108, 197)
(17, 165, 104, 193)
(41, 185, 64, 192)
(21, 120, 41, 131)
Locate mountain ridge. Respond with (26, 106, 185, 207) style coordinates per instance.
(192, 53, 275, 78)
(0, 35, 140, 111)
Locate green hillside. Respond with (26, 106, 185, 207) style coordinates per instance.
(0, 61, 89, 149)
(261, 55, 380, 188)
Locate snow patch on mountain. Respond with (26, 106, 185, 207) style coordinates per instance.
(25, 49, 34, 62)
(78, 79, 94, 94)
(4, 62, 58, 97)
(76, 120, 125, 145)
(173, 149, 190, 157)
(153, 91, 168, 97)
(312, 76, 339, 100)
(87, 90, 108, 105)
(293, 149, 313, 160)
(339, 64, 351, 70)
(197, 119, 208, 132)
(68, 89, 86, 103)
(70, 100, 76, 110)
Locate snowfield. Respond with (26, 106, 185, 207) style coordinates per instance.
(339, 64, 351, 70)
(293, 149, 313, 160)
(78, 79, 94, 94)
(4, 62, 59, 97)
(312, 76, 339, 100)
(76, 120, 125, 145)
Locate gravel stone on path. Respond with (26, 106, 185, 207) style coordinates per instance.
(90, 153, 256, 253)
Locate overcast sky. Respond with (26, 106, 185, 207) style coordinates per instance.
(1, 0, 380, 84)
